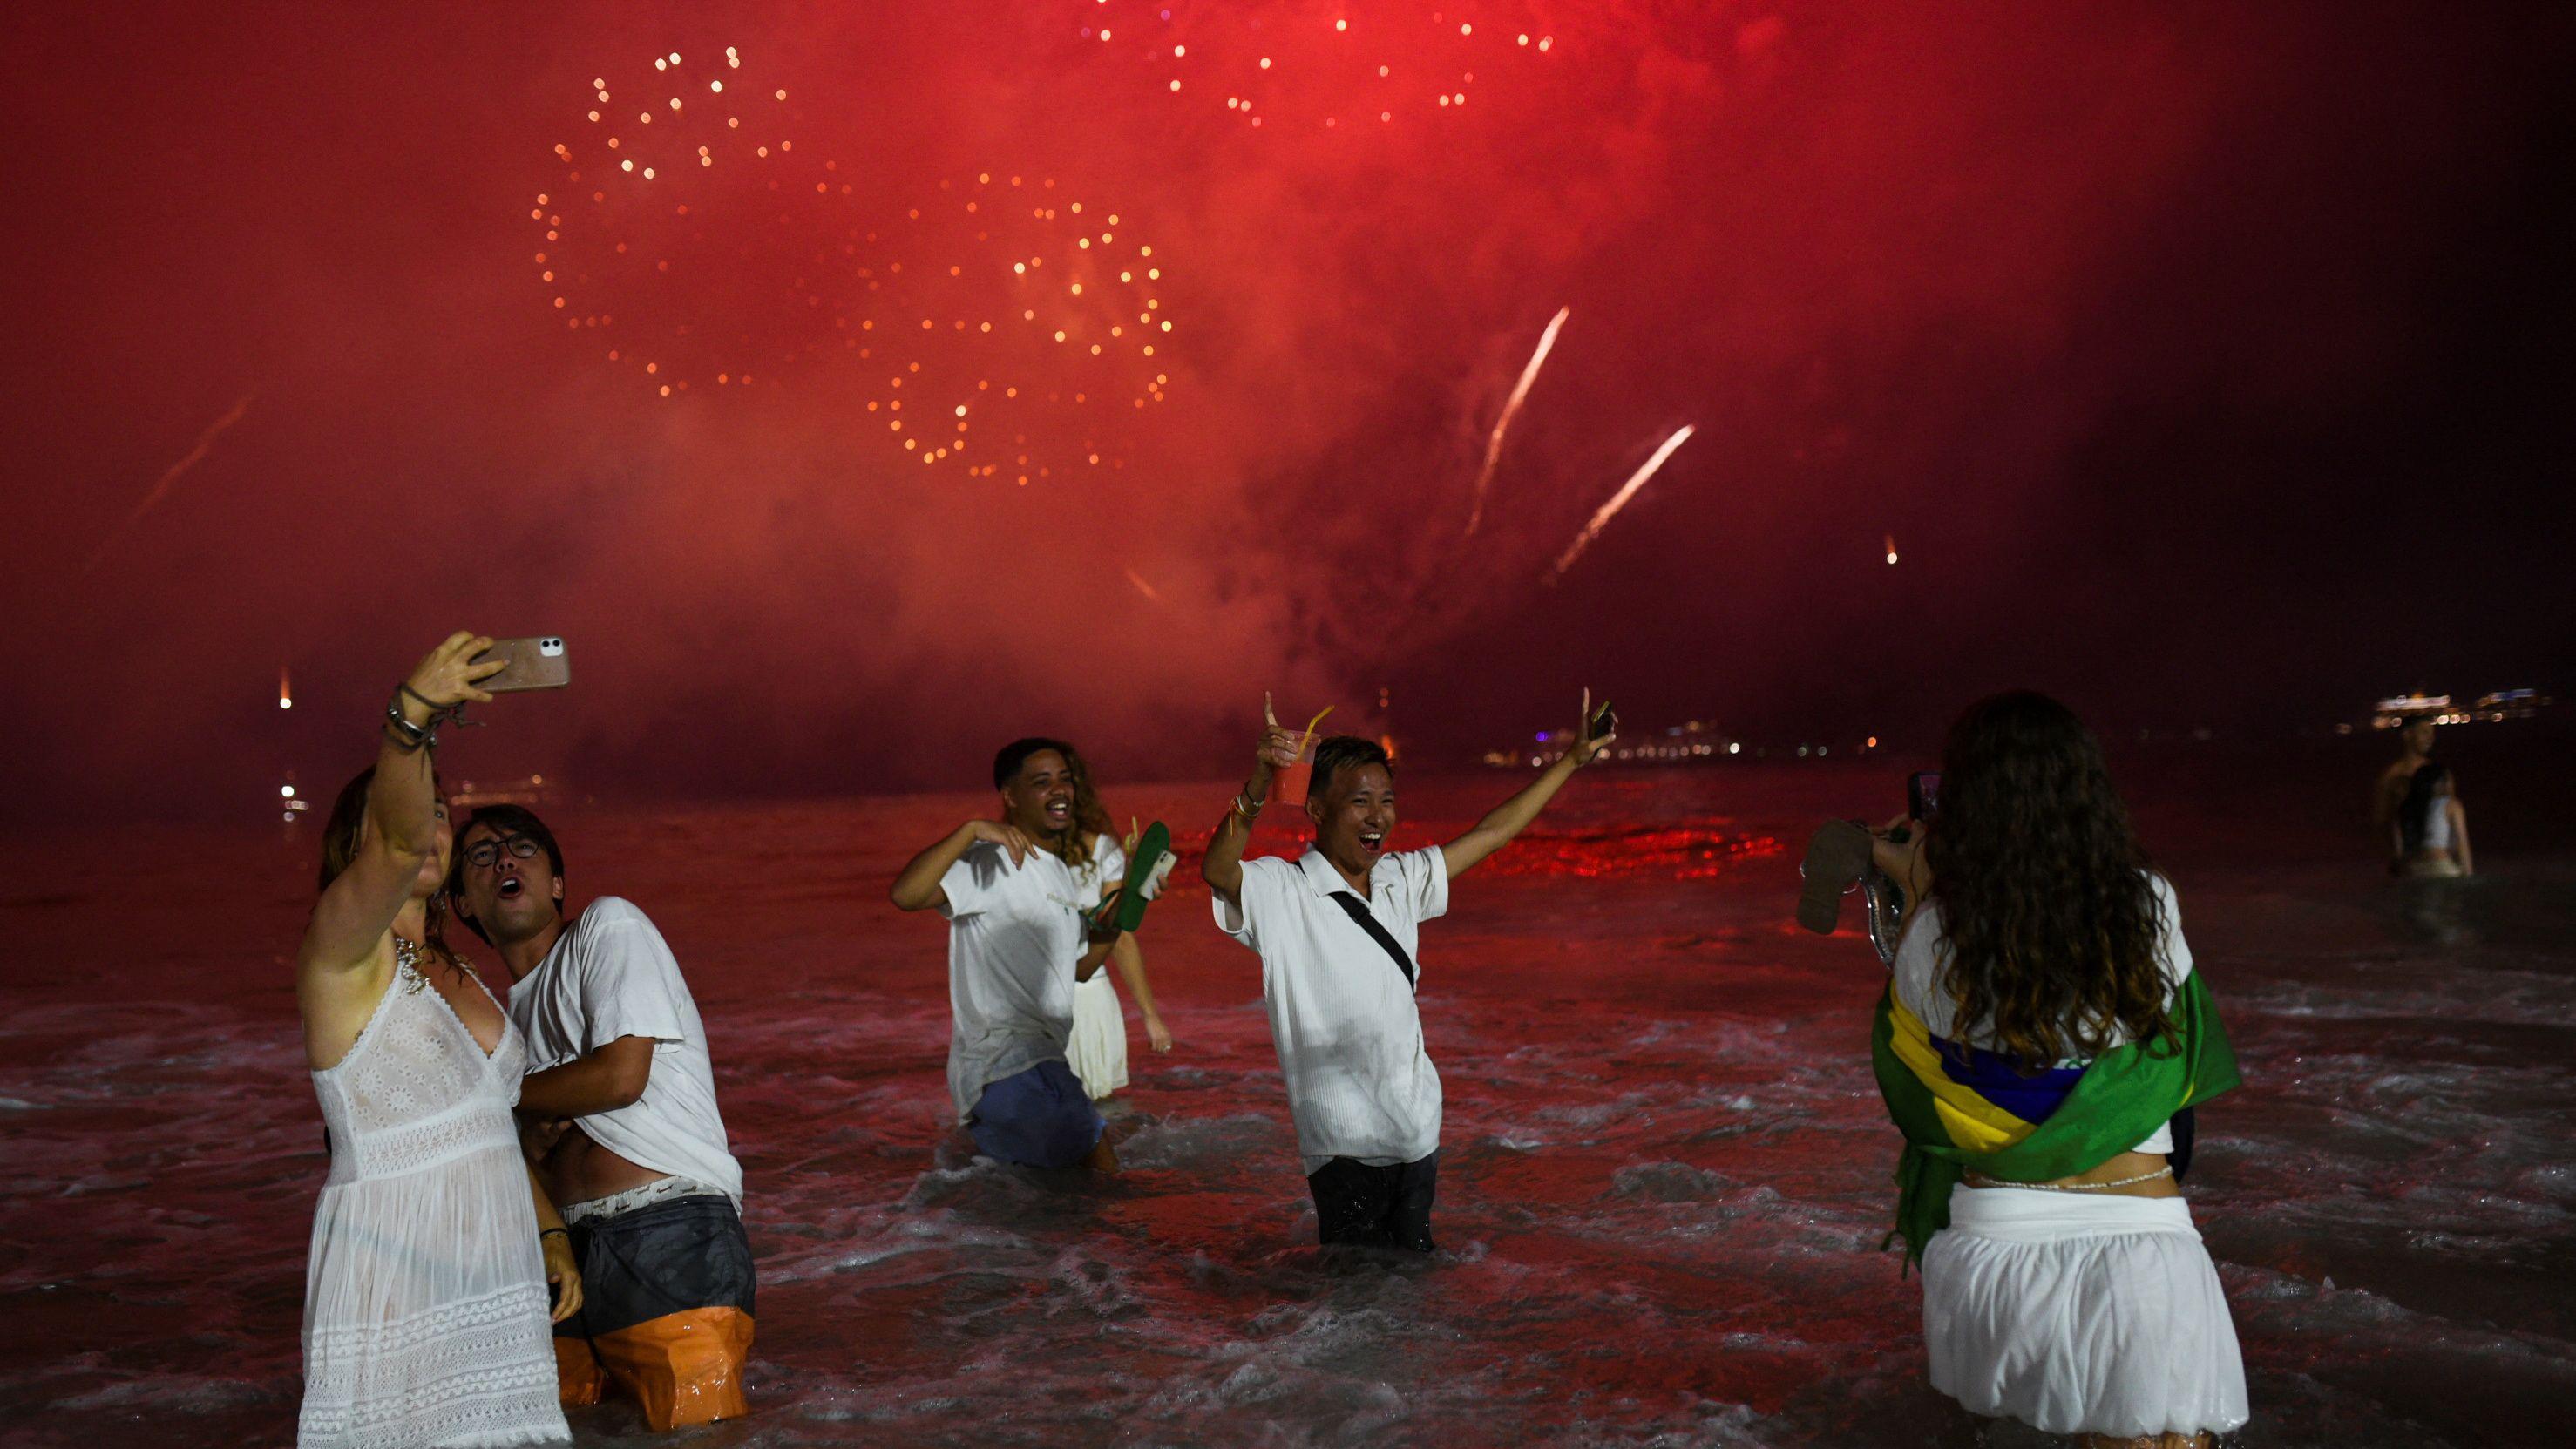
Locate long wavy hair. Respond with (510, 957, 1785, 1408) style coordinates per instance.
(1922, 692, 2175, 1065)
(1061, 746, 1117, 870)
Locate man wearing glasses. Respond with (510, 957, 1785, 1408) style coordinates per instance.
(450, 806, 755, 1431)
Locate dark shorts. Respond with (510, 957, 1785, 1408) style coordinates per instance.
(968, 1059, 1105, 1168)
(559, 1194, 756, 1339)
(1307, 1149, 1440, 1252)
(555, 1193, 756, 1429)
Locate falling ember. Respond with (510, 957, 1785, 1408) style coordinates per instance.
(1549, 425, 1697, 579)
(82, 392, 256, 576)
(1123, 567, 1163, 603)
(1884, 534, 1899, 565)
(1463, 305, 1569, 538)
(279, 666, 294, 710)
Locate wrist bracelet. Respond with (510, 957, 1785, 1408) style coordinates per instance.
(383, 716, 430, 754)
(386, 682, 473, 751)
(540, 1227, 568, 1240)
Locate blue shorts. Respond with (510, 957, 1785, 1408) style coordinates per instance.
(967, 1060, 1105, 1168)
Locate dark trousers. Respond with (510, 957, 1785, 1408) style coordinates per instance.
(1306, 1149, 1440, 1252)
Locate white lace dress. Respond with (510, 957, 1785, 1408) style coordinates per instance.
(300, 939, 570, 1447)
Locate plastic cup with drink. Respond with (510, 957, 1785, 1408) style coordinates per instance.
(1268, 704, 1334, 809)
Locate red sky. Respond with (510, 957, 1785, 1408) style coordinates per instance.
(4, 1, 2569, 816)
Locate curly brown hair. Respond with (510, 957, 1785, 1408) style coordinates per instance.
(1922, 692, 2176, 1065)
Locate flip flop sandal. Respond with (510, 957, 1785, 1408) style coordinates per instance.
(1795, 818, 1875, 935)
(1090, 821, 1172, 936)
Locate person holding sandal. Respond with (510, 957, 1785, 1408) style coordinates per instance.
(295, 633, 579, 1449)
(1203, 690, 1616, 1252)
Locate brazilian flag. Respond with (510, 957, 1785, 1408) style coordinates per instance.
(1871, 972, 2240, 1269)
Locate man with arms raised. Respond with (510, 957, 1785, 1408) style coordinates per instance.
(891, 738, 1129, 1171)
(451, 806, 753, 1431)
(1202, 692, 1616, 1251)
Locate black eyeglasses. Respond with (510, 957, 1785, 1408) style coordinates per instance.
(464, 835, 544, 870)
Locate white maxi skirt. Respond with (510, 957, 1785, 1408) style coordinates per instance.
(1066, 971, 1128, 1100)
(1922, 1188, 2249, 1440)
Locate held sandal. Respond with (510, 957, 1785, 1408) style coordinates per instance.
(1795, 818, 1876, 935)
(1089, 821, 1172, 936)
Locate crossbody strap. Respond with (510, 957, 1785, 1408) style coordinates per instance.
(1325, 892, 1417, 992)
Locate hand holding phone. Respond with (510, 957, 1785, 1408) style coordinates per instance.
(471, 637, 571, 693)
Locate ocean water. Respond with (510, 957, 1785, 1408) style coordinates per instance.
(3, 736, 2571, 1447)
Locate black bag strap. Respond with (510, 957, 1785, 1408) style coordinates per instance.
(1326, 892, 1416, 992)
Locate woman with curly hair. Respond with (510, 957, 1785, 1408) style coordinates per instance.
(1869, 692, 2247, 1448)
(1057, 748, 1176, 1100)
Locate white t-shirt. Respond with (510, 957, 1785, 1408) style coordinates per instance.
(506, 897, 745, 1206)
(1892, 873, 2191, 1154)
(939, 834, 1125, 1122)
(1214, 845, 1448, 1174)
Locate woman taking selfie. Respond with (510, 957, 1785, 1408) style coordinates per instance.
(1869, 692, 2247, 1448)
(295, 633, 578, 1448)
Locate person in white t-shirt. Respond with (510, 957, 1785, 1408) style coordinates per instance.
(890, 737, 1131, 1171)
(1202, 691, 1617, 1250)
(449, 806, 753, 1431)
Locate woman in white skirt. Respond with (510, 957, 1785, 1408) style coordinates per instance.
(295, 633, 582, 1448)
(1061, 754, 1173, 1100)
(1872, 692, 2249, 1448)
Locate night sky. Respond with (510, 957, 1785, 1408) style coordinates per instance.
(6, 1, 2569, 816)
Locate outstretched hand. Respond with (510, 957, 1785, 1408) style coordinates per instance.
(1569, 687, 1617, 766)
(405, 632, 506, 711)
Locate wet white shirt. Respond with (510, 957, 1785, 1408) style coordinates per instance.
(507, 897, 745, 1206)
(939, 835, 1124, 1123)
(1892, 873, 2191, 1154)
(1215, 845, 1447, 1174)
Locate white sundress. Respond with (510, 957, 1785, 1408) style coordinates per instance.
(300, 938, 569, 1448)
(1065, 836, 1129, 1100)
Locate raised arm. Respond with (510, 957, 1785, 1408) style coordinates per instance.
(1440, 689, 1615, 880)
(1202, 692, 1303, 905)
(297, 633, 501, 975)
(890, 820, 1033, 911)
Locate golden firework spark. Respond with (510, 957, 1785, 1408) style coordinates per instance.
(1550, 425, 1696, 579)
(1463, 304, 1568, 538)
(535, 48, 1173, 482)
